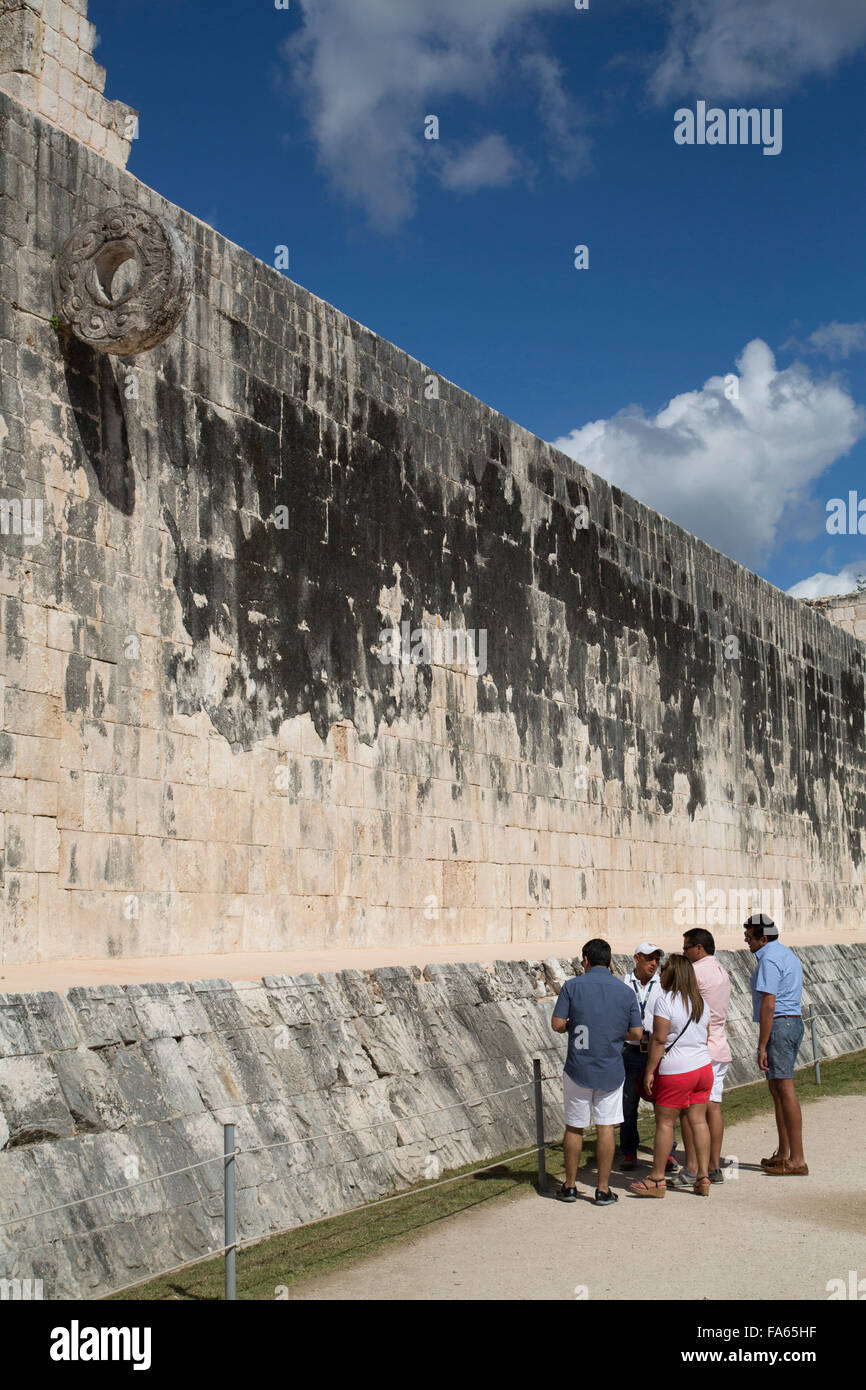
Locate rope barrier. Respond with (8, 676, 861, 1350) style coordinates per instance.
(0, 1150, 229, 1233)
(91, 1140, 561, 1301)
(0, 1073, 560, 1234)
(812, 1020, 866, 1028)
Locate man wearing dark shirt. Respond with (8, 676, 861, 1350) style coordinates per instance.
(552, 938, 643, 1205)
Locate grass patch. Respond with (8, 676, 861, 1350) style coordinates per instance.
(111, 1048, 864, 1301)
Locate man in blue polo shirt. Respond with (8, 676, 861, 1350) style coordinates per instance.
(744, 913, 808, 1176)
(552, 938, 643, 1205)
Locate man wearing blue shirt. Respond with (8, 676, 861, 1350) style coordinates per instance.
(744, 913, 808, 1176)
(552, 938, 643, 1204)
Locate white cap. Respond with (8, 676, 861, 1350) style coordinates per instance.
(635, 941, 663, 956)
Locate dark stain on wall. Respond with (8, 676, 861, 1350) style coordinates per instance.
(62, 338, 135, 515)
(140, 350, 866, 863)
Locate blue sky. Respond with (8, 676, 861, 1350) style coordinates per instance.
(90, 0, 866, 597)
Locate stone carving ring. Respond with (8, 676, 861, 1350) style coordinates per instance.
(53, 203, 193, 355)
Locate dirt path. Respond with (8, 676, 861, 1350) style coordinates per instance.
(288, 1096, 866, 1301)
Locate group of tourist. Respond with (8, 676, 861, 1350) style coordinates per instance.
(550, 914, 808, 1204)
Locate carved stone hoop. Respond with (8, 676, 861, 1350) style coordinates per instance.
(53, 203, 193, 356)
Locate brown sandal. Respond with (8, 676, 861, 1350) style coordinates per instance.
(630, 1176, 666, 1197)
(765, 1160, 809, 1176)
(693, 1174, 711, 1196)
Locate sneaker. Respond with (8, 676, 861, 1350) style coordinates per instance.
(619, 1153, 637, 1171)
(664, 1156, 679, 1174)
(675, 1168, 697, 1186)
(556, 1183, 579, 1202)
(594, 1188, 619, 1205)
(709, 1168, 724, 1184)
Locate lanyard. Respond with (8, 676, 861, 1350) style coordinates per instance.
(631, 977, 655, 1022)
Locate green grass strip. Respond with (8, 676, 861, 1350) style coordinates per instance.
(111, 1047, 865, 1301)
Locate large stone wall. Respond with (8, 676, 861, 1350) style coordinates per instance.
(0, 945, 862, 1299)
(0, 0, 137, 166)
(804, 591, 866, 643)
(1, 80, 866, 965)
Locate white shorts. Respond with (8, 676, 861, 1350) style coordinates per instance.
(710, 1061, 728, 1103)
(563, 1072, 624, 1128)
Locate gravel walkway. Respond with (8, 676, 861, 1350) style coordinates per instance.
(289, 1095, 866, 1301)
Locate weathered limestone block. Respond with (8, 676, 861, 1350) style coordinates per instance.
(21, 990, 80, 1051)
(121, 1202, 216, 1284)
(52, 1045, 128, 1130)
(331, 968, 389, 1020)
(293, 972, 354, 1024)
(353, 1012, 424, 1077)
(294, 1018, 377, 1091)
(261, 976, 313, 1028)
(0, 1053, 73, 1143)
(125, 981, 210, 1039)
(140, 1037, 206, 1119)
(0, 5, 41, 80)
(282, 1023, 338, 1093)
(0, 994, 42, 1056)
(217, 1026, 290, 1106)
(190, 979, 263, 1033)
(99, 1044, 171, 1124)
(65, 984, 140, 1046)
(175, 1033, 245, 1112)
(171, 1111, 225, 1201)
(131, 1121, 210, 1213)
(228, 981, 278, 1028)
(268, 1027, 313, 1098)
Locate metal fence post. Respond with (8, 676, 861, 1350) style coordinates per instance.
(224, 1123, 236, 1301)
(808, 1006, 821, 1085)
(533, 1058, 547, 1194)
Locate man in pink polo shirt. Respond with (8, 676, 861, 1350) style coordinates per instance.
(681, 928, 732, 1184)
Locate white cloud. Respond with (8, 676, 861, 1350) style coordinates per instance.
(283, 0, 584, 229)
(439, 134, 521, 192)
(784, 321, 866, 361)
(649, 0, 866, 102)
(521, 52, 593, 179)
(551, 339, 866, 569)
(787, 567, 865, 600)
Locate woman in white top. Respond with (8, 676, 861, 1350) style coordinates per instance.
(630, 954, 714, 1197)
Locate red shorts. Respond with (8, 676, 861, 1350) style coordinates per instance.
(653, 1064, 713, 1109)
